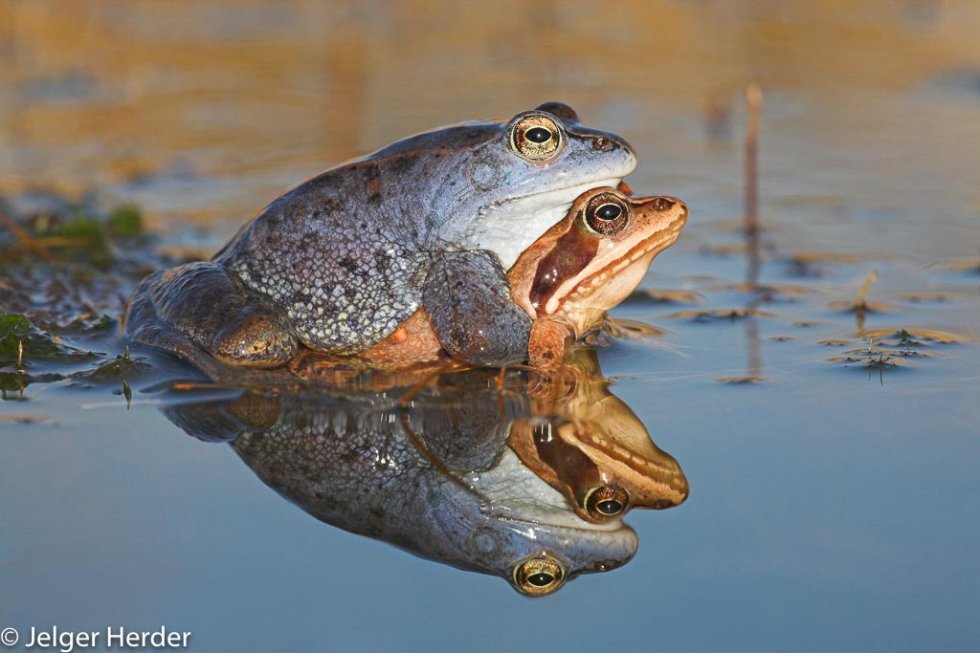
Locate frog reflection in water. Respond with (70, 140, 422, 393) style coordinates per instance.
(509, 366, 689, 523)
(125, 102, 637, 376)
(162, 349, 688, 595)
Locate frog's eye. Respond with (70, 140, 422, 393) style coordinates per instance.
(584, 192, 629, 236)
(583, 484, 631, 521)
(509, 114, 564, 162)
(512, 555, 566, 596)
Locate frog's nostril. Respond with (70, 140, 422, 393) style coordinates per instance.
(590, 136, 615, 152)
(651, 197, 675, 211)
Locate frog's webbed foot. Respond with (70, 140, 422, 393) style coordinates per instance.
(125, 262, 298, 370)
(422, 250, 532, 367)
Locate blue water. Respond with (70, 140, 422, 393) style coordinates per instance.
(2, 2, 980, 651)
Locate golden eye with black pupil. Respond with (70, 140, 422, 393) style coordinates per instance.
(584, 193, 629, 236)
(583, 484, 630, 521)
(513, 556, 566, 596)
(525, 127, 552, 143)
(509, 114, 564, 162)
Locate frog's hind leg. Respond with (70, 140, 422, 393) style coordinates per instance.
(125, 262, 299, 371)
(124, 271, 233, 380)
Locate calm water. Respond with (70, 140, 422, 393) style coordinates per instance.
(2, 1, 979, 651)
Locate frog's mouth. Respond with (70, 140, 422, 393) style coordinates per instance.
(473, 177, 627, 269)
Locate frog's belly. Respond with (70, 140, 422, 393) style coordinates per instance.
(286, 309, 446, 377)
(355, 309, 444, 368)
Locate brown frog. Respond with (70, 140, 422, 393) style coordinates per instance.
(510, 185, 688, 368)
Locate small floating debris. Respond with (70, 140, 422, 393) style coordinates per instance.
(860, 328, 969, 345)
(0, 312, 94, 367)
(828, 299, 897, 313)
(828, 270, 898, 313)
(896, 291, 970, 303)
(836, 347, 937, 359)
(626, 289, 703, 305)
(0, 414, 58, 426)
(817, 339, 851, 347)
(717, 375, 766, 384)
(946, 259, 980, 274)
(667, 307, 775, 323)
(827, 331, 953, 383)
(717, 282, 814, 304)
(828, 350, 905, 370)
(793, 320, 822, 328)
(71, 347, 150, 384)
(783, 251, 864, 277)
(601, 317, 667, 338)
(722, 282, 813, 296)
(767, 335, 793, 342)
(699, 242, 746, 257)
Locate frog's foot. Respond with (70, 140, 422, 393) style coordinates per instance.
(209, 307, 298, 368)
(422, 250, 532, 367)
(527, 318, 573, 370)
(125, 262, 299, 370)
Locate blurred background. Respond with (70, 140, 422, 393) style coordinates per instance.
(1, 0, 978, 252)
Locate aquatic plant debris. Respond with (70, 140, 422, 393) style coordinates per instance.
(0, 312, 89, 366)
(0, 194, 169, 391)
(668, 307, 776, 322)
(860, 328, 969, 345)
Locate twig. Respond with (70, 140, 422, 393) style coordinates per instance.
(743, 82, 764, 381)
(855, 270, 879, 306)
(744, 83, 763, 237)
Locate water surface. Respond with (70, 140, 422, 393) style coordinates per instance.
(2, 1, 979, 651)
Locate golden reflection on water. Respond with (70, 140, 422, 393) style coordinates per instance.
(1, 0, 978, 222)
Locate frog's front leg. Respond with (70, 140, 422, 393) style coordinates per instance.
(129, 261, 298, 368)
(421, 250, 532, 367)
(526, 318, 574, 370)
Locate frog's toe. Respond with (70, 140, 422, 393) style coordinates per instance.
(211, 311, 298, 368)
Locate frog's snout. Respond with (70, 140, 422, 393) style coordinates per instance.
(676, 199, 689, 220)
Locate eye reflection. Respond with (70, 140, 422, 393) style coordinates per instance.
(584, 484, 630, 520)
(513, 555, 566, 596)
